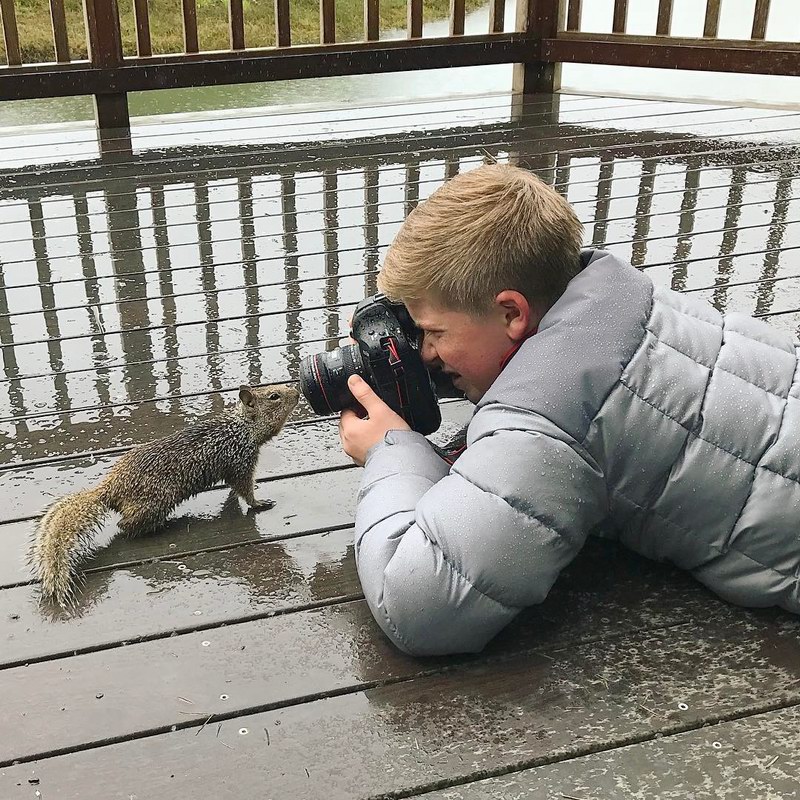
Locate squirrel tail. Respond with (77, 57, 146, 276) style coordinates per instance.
(30, 486, 111, 607)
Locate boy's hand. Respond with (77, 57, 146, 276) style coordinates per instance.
(339, 375, 410, 466)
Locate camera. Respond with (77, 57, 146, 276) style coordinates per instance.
(299, 293, 445, 435)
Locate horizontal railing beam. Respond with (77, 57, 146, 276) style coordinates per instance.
(0, 33, 538, 100)
(543, 31, 800, 75)
(0, 33, 533, 100)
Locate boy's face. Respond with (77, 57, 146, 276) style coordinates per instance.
(406, 296, 531, 404)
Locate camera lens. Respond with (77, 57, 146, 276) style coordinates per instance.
(299, 344, 367, 415)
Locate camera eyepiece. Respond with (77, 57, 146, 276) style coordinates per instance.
(298, 293, 442, 435)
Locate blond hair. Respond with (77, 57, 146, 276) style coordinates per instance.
(378, 164, 584, 314)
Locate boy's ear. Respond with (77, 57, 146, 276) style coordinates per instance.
(494, 290, 533, 340)
(239, 386, 256, 407)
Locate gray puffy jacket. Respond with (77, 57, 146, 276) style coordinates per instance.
(355, 249, 800, 656)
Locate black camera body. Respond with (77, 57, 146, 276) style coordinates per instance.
(299, 293, 443, 435)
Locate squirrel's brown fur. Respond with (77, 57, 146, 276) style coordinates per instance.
(30, 384, 299, 608)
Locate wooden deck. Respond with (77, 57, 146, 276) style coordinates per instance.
(1, 91, 800, 798)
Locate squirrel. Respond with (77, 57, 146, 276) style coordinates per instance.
(29, 384, 300, 608)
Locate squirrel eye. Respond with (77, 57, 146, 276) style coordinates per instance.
(269, 392, 280, 401)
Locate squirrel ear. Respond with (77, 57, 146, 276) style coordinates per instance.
(239, 386, 255, 407)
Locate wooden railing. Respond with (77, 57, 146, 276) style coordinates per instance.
(551, 0, 800, 77)
(1, 0, 798, 143)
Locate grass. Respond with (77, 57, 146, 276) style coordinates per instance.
(3, 0, 486, 64)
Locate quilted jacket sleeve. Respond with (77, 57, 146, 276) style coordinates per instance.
(354, 405, 608, 656)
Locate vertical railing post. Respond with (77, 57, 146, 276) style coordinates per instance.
(83, 0, 131, 155)
(513, 0, 565, 95)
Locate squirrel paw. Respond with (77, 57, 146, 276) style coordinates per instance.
(248, 499, 276, 512)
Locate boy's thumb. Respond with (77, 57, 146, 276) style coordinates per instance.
(347, 374, 378, 409)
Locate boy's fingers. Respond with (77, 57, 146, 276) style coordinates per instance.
(340, 408, 357, 424)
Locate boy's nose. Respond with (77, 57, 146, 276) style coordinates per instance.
(421, 336, 441, 368)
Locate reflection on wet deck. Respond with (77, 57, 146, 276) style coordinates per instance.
(1, 92, 800, 797)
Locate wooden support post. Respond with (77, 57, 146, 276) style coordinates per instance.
(513, 0, 563, 93)
(513, 0, 565, 96)
(83, 0, 131, 155)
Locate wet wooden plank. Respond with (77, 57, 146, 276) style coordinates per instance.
(0, 467, 361, 588)
(0, 535, 714, 668)
(4, 126, 793, 309)
(0, 526, 360, 668)
(0, 539, 766, 762)
(2, 104, 796, 201)
(693, 276, 800, 319)
(0, 96, 734, 186)
(0, 400, 473, 522)
(49, 0, 70, 62)
(0, 0, 21, 65)
(0, 113, 779, 247)
(4, 108, 797, 219)
(645, 246, 800, 295)
(6, 226, 800, 462)
(3, 192, 796, 348)
(6, 198, 798, 340)
(420, 705, 800, 798)
(1, 609, 797, 793)
(0, 419, 347, 523)
(620, 224, 800, 280)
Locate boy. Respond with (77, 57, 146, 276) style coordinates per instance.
(339, 164, 800, 657)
